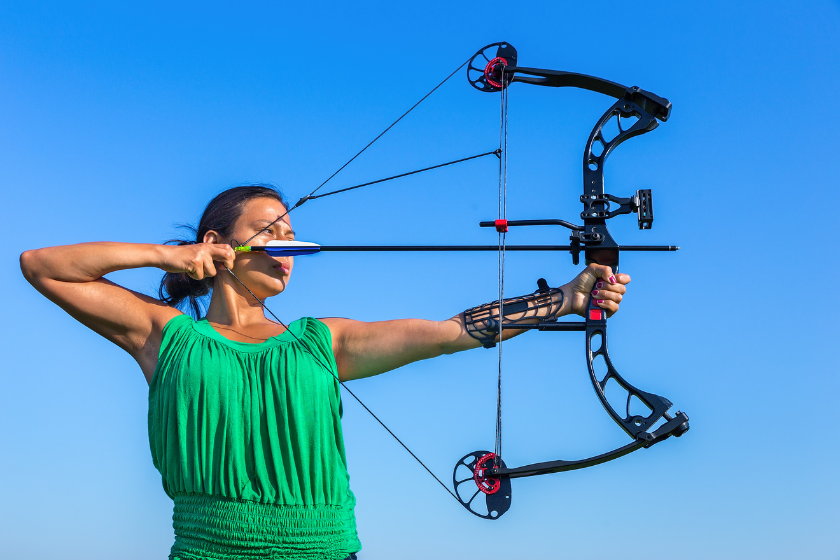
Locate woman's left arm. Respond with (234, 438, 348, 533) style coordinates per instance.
(323, 264, 629, 381)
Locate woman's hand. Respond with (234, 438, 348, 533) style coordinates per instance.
(561, 264, 630, 318)
(160, 243, 236, 280)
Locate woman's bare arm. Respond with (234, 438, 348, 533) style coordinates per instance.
(324, 264, 629, 381)
(20, 242, 234, 381)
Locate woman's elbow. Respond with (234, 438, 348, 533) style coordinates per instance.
(19, 249, 45, 283)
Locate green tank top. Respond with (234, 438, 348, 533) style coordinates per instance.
(148, 314, 362, 560)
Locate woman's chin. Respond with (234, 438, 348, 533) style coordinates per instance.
(267, 276, 290, 295)
(239, 273, 288, 299)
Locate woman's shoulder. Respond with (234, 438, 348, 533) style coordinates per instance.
(294, 317, 339, 365)
(311, 317, 359, 344)
(297, 317, 333, 345)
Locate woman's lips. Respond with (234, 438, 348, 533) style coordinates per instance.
(272, 263, 290, 274)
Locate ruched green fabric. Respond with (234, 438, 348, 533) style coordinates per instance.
(148, 315, 361, 560)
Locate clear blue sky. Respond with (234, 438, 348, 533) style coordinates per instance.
(2, 1, 839, 559)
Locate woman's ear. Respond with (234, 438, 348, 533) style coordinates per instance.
(203, 230, 222, 244)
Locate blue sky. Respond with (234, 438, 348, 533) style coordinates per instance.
(2, 1, 839, 558)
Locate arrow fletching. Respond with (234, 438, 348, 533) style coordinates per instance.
(235, 240, 322, 257)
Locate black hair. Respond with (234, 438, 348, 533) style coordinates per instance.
(158, 184, 288, 317)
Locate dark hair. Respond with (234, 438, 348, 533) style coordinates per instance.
(159, 185, 288, 317)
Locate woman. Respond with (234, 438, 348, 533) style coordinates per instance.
(19, 185, 629, 559)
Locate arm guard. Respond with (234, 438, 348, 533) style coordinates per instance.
(463, 278, 564, 348)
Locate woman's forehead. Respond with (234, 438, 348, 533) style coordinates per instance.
(240, 197, 291, 226)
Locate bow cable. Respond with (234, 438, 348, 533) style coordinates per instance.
(222, 264, 460, 502)
(299, 150, 500, 202)
(240, 53, 480, 248)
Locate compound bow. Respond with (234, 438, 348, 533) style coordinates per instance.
(450, 42, 689, 520)
(229, 41, 689, 521)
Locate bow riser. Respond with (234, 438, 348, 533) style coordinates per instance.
(580, 94, 663, 269)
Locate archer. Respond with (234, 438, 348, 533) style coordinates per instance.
(20, 185, 627, 559)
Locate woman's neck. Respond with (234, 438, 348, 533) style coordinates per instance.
(203, 275, 285, 341)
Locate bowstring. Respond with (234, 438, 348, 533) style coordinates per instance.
(494, 69, 509, 467)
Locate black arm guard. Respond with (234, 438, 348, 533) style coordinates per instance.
(463, 278, 564, 348)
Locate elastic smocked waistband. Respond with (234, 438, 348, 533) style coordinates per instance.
(169, 494, 361, 560)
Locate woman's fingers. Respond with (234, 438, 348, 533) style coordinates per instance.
(589, 270, 631, 317)
(186, 253, 207, 280)
(209, 244, 236, 270)
(588, 263, 615, 286)
(570, 264, 632, 318)
(200, 244, 236, 277)
(171, 243, 236, 280)
(591, 289, 620, 314)
(611, 271, 631, 286)
(587, 264, 630, 287)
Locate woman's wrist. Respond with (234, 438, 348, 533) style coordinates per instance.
(148, 242, 178, 272)
(555, 283, 576, 317)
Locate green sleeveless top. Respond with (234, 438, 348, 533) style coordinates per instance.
(148, 314, 362, 560)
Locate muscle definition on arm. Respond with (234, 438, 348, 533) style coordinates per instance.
(19, 241, 235, 379)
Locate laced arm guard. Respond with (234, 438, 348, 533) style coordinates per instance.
(463, 278, 564, 348)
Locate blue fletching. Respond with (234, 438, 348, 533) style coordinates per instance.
(264, 247, 320, 256)
(262, 240, 321, 256)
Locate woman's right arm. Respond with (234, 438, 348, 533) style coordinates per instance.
(19, 242, 234, 382)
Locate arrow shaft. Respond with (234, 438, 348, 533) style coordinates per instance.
(316, 245, 678, 252)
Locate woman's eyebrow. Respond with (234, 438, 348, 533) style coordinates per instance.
(253, 219, 295, 236)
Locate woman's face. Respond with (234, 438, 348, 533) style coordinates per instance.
(227, 196, 295, 296)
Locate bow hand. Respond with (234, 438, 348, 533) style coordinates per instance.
(562, 264, 630, 318)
